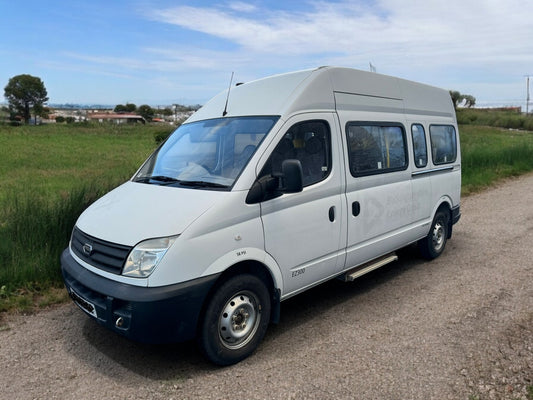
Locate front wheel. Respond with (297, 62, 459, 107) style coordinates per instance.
(419, 209, 449, 259)
(197, 274, 271, 366)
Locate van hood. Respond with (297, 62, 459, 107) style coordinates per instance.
(75, 181, 223, 246)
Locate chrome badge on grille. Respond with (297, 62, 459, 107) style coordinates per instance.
(82, 243, 93, 256)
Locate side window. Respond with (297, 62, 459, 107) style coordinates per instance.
(260, 120, 331, 187)
(430, 125, 457, 164)
(411, 124, 428, 168)
(346, 123, 407, 177)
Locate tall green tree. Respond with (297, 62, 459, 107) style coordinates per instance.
(138, 104, 154, 121)
(114, 103, 137, 113)
(449, 90, 476, 109)
(124, 103, 137, 112)
(449, 90, 462, 108)
(4, 74, 49, 124)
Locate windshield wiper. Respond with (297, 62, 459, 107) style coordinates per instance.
(135, 175, 180, 184)
(135, 176, 229, 189)
(177, 180, 229, 189)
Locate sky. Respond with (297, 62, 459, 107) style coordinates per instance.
(1, 0, 532, 108)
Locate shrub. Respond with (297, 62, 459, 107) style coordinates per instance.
(154, 126, 175, 144)
(456, 109, 532, 131)
(524, 117, 533, 131)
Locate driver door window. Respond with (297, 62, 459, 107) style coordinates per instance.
(260, 120, 331, 187)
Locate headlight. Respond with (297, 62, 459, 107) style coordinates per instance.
(122, 236, 177, 278)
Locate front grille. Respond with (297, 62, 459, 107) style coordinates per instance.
(71, 227, 132, 274)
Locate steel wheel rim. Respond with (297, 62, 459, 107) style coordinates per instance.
(218, 291, 261, 350)
(432, 220, 445, 252)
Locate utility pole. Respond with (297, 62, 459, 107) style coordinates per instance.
(525, 75, 532, 115)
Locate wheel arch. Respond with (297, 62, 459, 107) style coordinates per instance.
(432, 197, 453, 239)
(197, 260, 282, 338)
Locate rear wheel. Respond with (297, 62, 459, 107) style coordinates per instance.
(419, 209, 449, 259)
(197, 274, 271, 366)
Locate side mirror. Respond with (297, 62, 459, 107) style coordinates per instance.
(246, 159, 303, 204)
(280, 159, 303, 193)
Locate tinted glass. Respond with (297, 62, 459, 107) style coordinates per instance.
(260, 120, 331, 187)
(411, 124, 428, 168)
(346, 123, 407, 176)
(430, 125, 457, 165)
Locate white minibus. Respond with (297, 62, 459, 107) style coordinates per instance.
(61, 67, 461, 365)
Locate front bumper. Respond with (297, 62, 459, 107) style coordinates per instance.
(61, 248, 220, 344)
(451, 204, 461, 225)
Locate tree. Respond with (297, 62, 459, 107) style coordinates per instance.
(114, 103, 137, 113)
(449, 91, 462, 108)
(114, 104, 126, 112)
(138, 104, 154, 121)
(124, 103, 137, 112)
(159, 107, 173, 116)
(4, 74, 49, 124)
(449, 90, 476, 109)
(462, 95, 476, 108)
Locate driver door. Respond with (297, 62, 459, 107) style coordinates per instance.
(257, 113, 346, 297)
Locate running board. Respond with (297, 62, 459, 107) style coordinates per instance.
(340, 253, 398, 282)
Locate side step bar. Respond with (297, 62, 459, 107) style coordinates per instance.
(340, 253, 398, 282)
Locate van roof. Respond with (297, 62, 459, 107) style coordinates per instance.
(187, 67, 455, 123)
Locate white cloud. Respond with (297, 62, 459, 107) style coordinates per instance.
(227, 1, 258, 13)
(148, 0, 533, 70)
(44, 1, 533, 106)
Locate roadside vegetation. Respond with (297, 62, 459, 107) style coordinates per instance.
(458, 108, 533, 195)
(0, 112, 532, 313)
(460, 124, 533, 194)
(0, 122, 172, 313)
(457, 108, 533, 131)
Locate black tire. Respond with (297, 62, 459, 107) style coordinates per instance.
(197, 274, 271, 366)
(419, 209, 449, 260)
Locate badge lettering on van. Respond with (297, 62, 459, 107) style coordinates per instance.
(236, 250, 247, 257)
(292, 268, 305, 278)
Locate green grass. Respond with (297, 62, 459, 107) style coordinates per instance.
(457, 108, 533, 131)
(1, 121, 533, 313)
(0, 122, 172, 309)
(0, 122, 168, 202)
(460, 125, 533, 194)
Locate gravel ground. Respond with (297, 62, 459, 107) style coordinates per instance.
(1, 173, 532, 400)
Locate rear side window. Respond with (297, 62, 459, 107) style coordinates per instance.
(411, 124, 428, 168)
(346, 122, 408, 177)
(430, 125, 457, 164)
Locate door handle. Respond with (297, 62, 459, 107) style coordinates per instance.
(352, 201, 360, 216)
(328, 206, 335, 222)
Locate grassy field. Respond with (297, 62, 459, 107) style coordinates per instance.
(457, 108, 533, 131)
(0, 120, 532, 312)
(0, 123, 172, 311)
(0, 123, 168, 202)
(460, 124, 533, 194)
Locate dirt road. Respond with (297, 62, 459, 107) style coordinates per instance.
(1, 174, 532, 400)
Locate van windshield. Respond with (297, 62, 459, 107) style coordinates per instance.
(134, 116, 279, 189)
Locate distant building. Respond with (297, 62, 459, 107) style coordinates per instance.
(87, 112, 146, 124)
